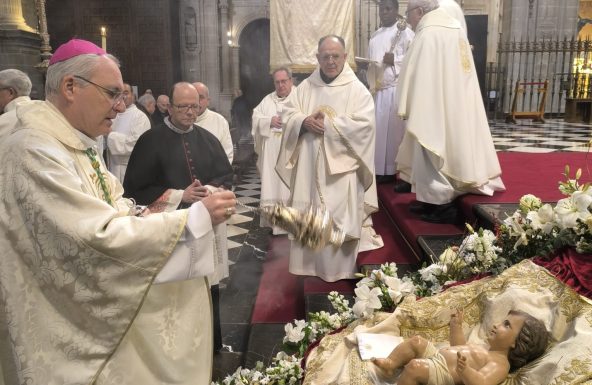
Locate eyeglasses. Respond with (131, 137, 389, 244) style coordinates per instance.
(405, 6, 421, 17)
(73, 75, 125, 106)
(172, 104, 200, 113)
(319, 54, 343, 62)
(0, 86, 14, 92)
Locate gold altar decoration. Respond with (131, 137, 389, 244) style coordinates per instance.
(244, 202, 345, 250)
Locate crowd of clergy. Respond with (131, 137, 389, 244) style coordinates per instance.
(0, 0, 505, 383)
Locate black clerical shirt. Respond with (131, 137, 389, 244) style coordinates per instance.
(123, 122, 234, 207)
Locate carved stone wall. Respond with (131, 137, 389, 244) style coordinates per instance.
(46, 0, 178, 97)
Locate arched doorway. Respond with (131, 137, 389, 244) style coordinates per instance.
(239, 18, 273, 108)
(231, 18, 272, 143)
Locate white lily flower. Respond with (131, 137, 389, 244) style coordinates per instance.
(352, 285, 382, 318)
(283, 319, 306, 343)
(555, 191, 592, 229)
(527, 204, 556, 234)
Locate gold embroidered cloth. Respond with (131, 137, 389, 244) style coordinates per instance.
(304, 260, 592, 385)
(270, 0, 357, 73)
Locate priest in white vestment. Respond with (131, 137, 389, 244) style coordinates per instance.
(396, 0, 504, 223)
(251, 67, 293, 235)
(367, 0, 414, 183)
(106, 82, 151, 182)
(0, 39, 237, 385)
(193, 82, 234, 164)
(0, 69, 32, 139)
(277, 35, 383, 283)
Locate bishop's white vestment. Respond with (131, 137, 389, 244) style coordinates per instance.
(438, 0, 467, 35)
(107, 103, 151, 182)
(277, 63, 383, 282)
(0, 101, 216, 385)
(252, 90, 292, 234)
(195, 108, 234, 164)
(396, 8, 504, 205)
(367, 20, 414, 175)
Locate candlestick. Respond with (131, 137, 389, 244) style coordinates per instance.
(101, 26, 107, 51)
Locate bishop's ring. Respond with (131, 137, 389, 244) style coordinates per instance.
(225, 207, 233, 217)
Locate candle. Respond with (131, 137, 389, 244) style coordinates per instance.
(101, 26, 107, 51)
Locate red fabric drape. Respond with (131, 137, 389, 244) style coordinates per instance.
(534, 248, 592, 300)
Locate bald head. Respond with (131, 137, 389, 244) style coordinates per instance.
(316, 35, 348, 80)
(168, 82, 199, 130)
(156, 94, 169, 113)
(192, 81, 210, 116)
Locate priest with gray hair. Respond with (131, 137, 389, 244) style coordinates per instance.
(0, 69, 33, 138)
(394, 0, 504, 223)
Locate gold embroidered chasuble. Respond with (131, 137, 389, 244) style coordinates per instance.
(395, 7, 502, 191)
(303, 260, 592, 385)
(0, 101, 213, 384)
(276, 64, 380, 282)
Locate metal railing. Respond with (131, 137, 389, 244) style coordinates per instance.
(485, 36, 592, 120)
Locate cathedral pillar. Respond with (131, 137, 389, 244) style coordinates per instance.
(0, 0, 34, 31)
(231, 45, 240, 94)
(219, 0, 232, 93)
(0, 0, 44, 99)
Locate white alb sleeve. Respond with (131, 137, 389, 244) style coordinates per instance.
(154, 201, 215, 284)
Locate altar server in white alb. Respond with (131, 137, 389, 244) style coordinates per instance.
(277, 35, 383, 282)
(193, 81, 234, 164)
(107, 82, 151, 182)
(396, 0, 504, 224)
(251, 67, 293, 234)
(367, 0, 414, 185)
(0, 38, 237, 385)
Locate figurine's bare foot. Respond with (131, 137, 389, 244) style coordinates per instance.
(372, 357, 399, 380)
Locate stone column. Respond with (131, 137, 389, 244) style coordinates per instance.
(0, 0, 35, 31)
(231, 44, 240, 94)
(219, 0, 232, 93)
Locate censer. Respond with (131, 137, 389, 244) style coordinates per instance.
(238, 201, 345, 250)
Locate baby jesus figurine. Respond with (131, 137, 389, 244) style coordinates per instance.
(372, 309, 548, 385)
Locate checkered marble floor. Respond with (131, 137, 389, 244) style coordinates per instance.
(227, 165, 261, 252)
(490, 119, 592, 152)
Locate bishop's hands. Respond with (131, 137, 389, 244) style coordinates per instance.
(201, 190, 237, 225)
(302, 111, 325, 135)
(271, 115, 282, 129)
(182, 179, 210, 204)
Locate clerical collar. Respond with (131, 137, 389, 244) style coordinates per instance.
(320, 70, 341, 84)
(74, 128, 101, 150)
(164, 116, 194, 134)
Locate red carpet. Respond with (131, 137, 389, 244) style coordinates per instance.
(251, 237, 305, 323)
(459, 152, 591, 220)
(356, 208, 421, 266)
(377, 184, 465, 256)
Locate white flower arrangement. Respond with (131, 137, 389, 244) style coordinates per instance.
(218, 352, 303, 385)
(409, 225, 507, 297)
(498, 166, 592, 257)
(353, 262, 415, 318)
